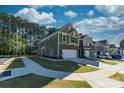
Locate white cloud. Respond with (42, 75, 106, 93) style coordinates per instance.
(87, 10, 94, 17)
(64, 10, 77, 18)
(28, 5, 44, 9)
(15, 8, 56, 25)
(74, 16, 124, 34)
(59, 5, 66, 8)
(95, 5, 124, 17)
(110, 33, 124, 47)
(46, 25, 54, 28)
(29, 5, 66, 9)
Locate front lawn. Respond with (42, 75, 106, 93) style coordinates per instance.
(110, 59, 124, 63)
(97, 60, 117, 65)
(0, 74, 91, 88)
(80, 57, 97, 61)
(6, 58, 25, 69)
(110, 73, 124, 82)
(28, 56, 98, 73)
(44, 79, 92, 88)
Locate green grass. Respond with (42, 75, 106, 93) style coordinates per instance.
(28, 56, 98, 73)
(80, 57, 97, 61)
(6, 58, 25, 69)
(0, 74, 91, 88)
(44, 79, 92, 88)
(110, 73, 124, 82)
(97, 60, 117, 65)
(73, 65, 98, 73)
(110, 59, 124, 63)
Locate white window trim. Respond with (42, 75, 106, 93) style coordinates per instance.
(70, 36, 78, 44)
(62, 34, 67, 42)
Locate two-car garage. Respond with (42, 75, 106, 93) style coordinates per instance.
(62, 49, 77, 59)
(62, 49, 90, 59)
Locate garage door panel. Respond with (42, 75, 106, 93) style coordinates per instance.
(85, 50, 89, 57)
(62, 49, 77, 59)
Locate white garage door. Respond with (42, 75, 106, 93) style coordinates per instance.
(85, 50, 90, 57)
(62, 49, 77, 59)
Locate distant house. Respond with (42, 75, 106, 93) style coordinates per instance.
(38, 24, 79, 59)
(79, 35, 95, 58)
(96, 40, 109, 55)
(120, 39, 124, 56)
(117, 47, 123, 56)
(92, 41, 99, 57)
(109, 44, 118, 55)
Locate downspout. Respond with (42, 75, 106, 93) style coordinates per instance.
(57, 33, 60, 59)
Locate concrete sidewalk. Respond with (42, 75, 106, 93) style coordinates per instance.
(22, 56, 71, 79)
(69, 58, 99, 67)
(87, 78, 124, 88)
(0, 67, 30, 81)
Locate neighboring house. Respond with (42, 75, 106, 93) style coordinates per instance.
(109, 44, 118, 55)
(117, 47, 123, 56)
(120, 39, 124, 56)
(38, 24, 79, 59)
(95, 40, 109, 56)
(92, 41, 99, 57)
(79, 35, 95, 58)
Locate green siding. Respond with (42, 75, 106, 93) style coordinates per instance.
(59, 33, 63, 43)
(39, 34, 58, 58)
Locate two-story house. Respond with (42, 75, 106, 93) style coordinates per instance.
(79, 35, 95, 58)
(96, 40, 109, 56)
(38, 24, 79, 59)
(109, 44, 118, 55)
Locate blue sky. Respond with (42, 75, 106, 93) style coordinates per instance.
(0, 5, 124, 46)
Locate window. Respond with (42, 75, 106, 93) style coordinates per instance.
(86, 42, 87, 46)
(71, 37, 78, 43)
(62, 34, 67, 42)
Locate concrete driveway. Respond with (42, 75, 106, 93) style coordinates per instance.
(68, 58, 99, 67)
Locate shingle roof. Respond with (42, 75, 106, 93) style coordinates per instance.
(109, 44, 116, 48)
(92, 41, 97, 44)
(98, 40, 108, 45)
(80, 35, 88, 39)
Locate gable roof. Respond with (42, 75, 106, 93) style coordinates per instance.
(39, 23, 78, 43)
(92, 41, 97, 44)
(80, 35, 92, 40)
(80, 35, 87, 39)
(98, 40, 108, 45)
(109, 44, 117, 48)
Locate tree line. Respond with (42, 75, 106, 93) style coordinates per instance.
(0, 13, 57, 55)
